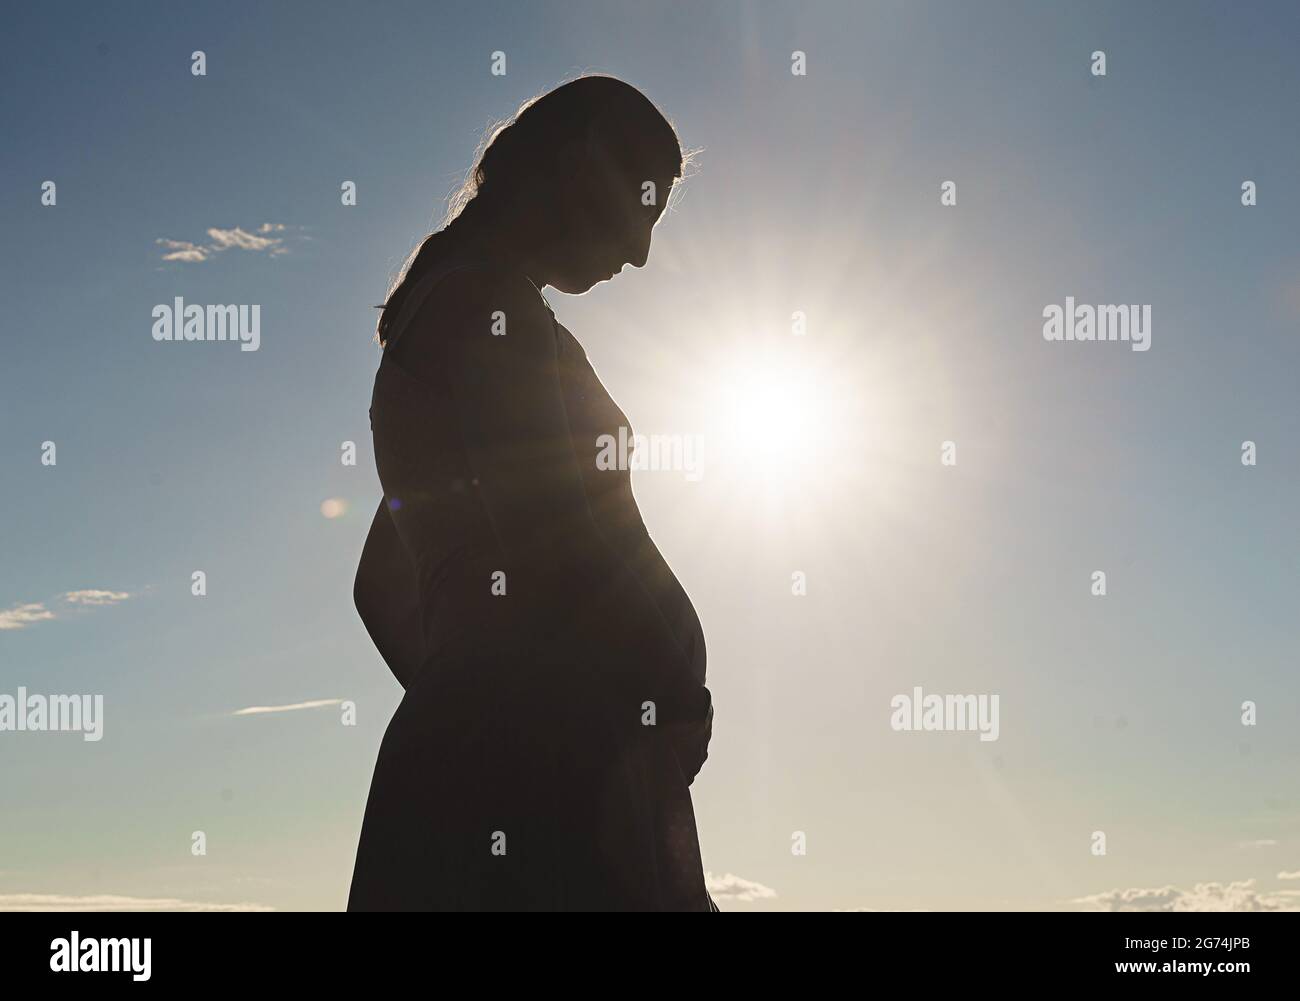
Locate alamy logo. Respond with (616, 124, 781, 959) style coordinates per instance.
(890, 686, 999, 741)
(596, 427, 704, 482)
(152, 297, 261, 351)
(50, 932, 150, 981)
(1042, 297, 1151, 352)
(0, 688, 103, 741)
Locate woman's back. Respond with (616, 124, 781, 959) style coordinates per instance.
(371, 252, 537, 669)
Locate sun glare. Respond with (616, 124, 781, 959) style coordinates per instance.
(717, 362, 832, 478)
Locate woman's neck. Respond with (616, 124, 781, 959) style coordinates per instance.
(447, 204, 551, 288)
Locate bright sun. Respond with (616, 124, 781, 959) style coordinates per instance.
(683, 329, 910, 538)
(716, 362, 832, 477)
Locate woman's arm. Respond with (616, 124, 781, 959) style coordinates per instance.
(353, 498, 425, 689)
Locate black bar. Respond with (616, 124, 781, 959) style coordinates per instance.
(0, 912, 1293, 987)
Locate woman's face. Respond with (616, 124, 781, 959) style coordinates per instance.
(542, 139, 674, 294)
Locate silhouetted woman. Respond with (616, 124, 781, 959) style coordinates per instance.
(349, 76, 714, 911)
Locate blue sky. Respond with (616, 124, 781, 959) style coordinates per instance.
(2, 0, 1299, 911)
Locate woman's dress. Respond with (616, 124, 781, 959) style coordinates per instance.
(348, 248, 714, 911)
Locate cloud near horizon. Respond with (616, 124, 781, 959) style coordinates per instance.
(158, 222, 290, 262)
(705, 872, 778, 903)
(1073, 878, 1300, 912)
(0, 893, 273, 912)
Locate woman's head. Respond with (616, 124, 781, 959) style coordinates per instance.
(451, 75, 684, 288)
(379, 76, 686, 343)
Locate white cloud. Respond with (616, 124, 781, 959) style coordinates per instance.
(156, 238, 209, 263)
(233, 698, 343, 716)
(1277, 871, 1300, 880)
(63, 589, 131, 606)
(157, 223, 291, 263)
(0, 894, 273, 912)
(206, 226, 281, 252)
(1073, 879, 1300, 912)
(1238, 839, 1279, 848)
(0, 603, 54, 631)
(705, 871, 777, 903)
(1, 590, 132, 629)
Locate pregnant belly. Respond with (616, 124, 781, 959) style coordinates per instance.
(621, 533, 707, 687)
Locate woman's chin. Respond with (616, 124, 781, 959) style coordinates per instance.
(554, 270, 615, 295)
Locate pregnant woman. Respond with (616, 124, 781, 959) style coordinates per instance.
(348, 76, 714, 911)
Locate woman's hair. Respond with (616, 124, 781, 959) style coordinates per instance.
(377, 75, 687, 347)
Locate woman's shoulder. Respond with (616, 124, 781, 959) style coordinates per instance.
(402, 264, 557, 364)
(385, 262, 559, 387)
(409, 259, 548, 324)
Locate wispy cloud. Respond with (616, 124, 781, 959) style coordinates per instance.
(232, 698, 343, 716)
(207, 226, 282, 252)
(0, 603, 55, 631)
(0, 894, 272, 912)
(1278, 871, 1300, 880)
(1238, 839, 1280, 848)
(157, 238, 209, 263)
(1, 589, 134, 631)
(1073, 879, 1300, 912)
(157, 222, 292, 263)
(63, 589, 132, 606)
(705, 871, 777, 903)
